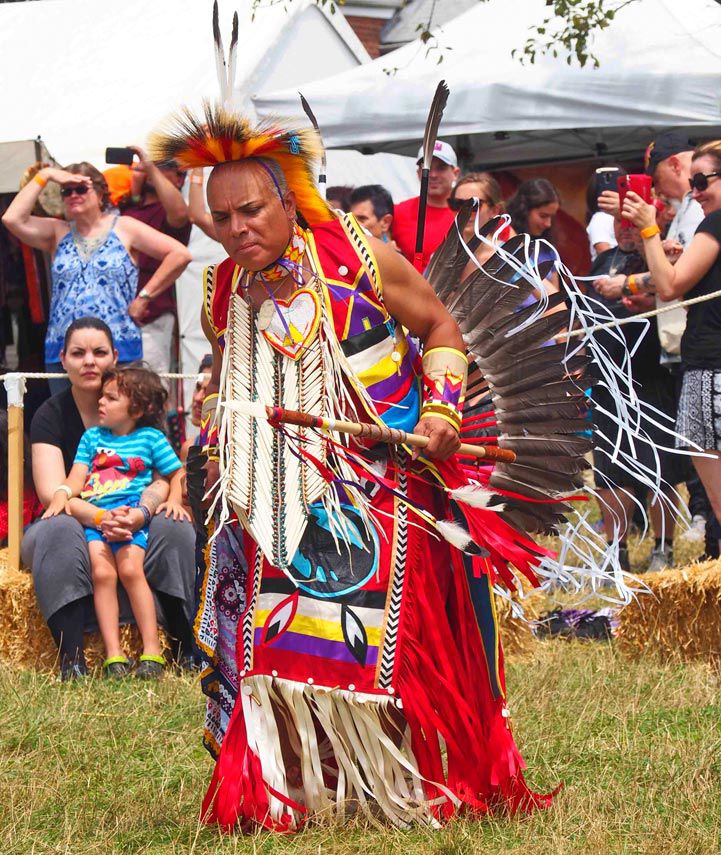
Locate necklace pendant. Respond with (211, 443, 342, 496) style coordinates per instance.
(257, 299, 276, 331)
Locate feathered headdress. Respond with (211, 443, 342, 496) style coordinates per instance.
(149, 102, 333, 226)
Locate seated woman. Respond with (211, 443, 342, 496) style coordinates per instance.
(21, 316, 196, 680)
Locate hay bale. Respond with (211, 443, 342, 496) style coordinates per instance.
(616, 559, 721, 661)
(495, 585, 542, 659)
(0, 549, 168, 673)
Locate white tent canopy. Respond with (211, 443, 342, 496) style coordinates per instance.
(255, 0, 721, 166)
(0, 0, 370, 168)
(0, 0, 417, 403)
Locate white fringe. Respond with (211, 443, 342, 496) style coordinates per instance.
(241, 674, 454, 829)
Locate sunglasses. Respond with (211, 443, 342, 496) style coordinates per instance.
(60, 184, 90, 198)
(448, 197, 490, 212)
(689, 171, 721, 192)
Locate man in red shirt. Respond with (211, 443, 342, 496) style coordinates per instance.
(392, 140, 460, 268)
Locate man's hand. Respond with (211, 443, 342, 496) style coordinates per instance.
(622, 293, 655, 313)
(662, 239, 684, 263)
(413, 416, 461, 460)
(597, 190, 620, 219)
(593, 274, 625, 300)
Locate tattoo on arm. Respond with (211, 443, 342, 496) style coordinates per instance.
(640, 273, 655, 292)
(139, 479, 167, 514)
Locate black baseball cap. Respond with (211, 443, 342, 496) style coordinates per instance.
(644, 131, 696, 175)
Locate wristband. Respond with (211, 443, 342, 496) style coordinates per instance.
(623, 274, 640, 296)
(420, 346, 468, 433)
(139, 504, 152, 526)
(640, 224, 661, 240)
(34, 173, 48, 189)
(54, 485, 72, 499)
(94, 509, 106, 529)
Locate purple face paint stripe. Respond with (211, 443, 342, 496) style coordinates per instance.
(254, 628, 379, 666)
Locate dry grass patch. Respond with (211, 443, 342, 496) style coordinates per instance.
(1, 643, 720, 854)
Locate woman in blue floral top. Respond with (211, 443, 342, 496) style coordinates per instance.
(2, 162, 191, 392)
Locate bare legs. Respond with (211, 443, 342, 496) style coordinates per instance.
(89, 541, 161, 659)
(691, 452, 721, 555)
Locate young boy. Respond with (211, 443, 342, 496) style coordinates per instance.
(43, 367, 188, 678)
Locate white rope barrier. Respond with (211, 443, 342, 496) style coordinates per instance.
(0, 371, 202, 382)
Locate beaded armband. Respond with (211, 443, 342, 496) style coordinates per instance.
(420, 346, 468, 433)
(200, 393, 220, 459)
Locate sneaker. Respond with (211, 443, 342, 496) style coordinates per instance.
(646, 544, 673, 574)
(681, 514, 706, 543)
(103, 656, 133, 679)
(60, 659, 89, 682)
(135, 654, 165, 680)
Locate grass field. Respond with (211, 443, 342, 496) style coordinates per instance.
(2, 640, 720, 855)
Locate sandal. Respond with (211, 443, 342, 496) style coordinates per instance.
(103, 656, 133, 679)
(135, 654, 166, 680)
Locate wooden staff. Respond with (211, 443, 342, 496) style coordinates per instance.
(228, 401, 516, 463)
(5, 374, 26, 571)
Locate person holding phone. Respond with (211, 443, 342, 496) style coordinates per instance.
(612, 140, 721, 553)
(1, 162, 191, 394)
(586, 167, 622, 261)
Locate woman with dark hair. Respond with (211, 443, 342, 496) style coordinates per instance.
(21, 316, 196, 679)
(1, 161, 191, 393)
(507, 178, 560, 240)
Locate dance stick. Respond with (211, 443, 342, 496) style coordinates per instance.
(225, 401, 517, 463)
(414, 80, 450, 272)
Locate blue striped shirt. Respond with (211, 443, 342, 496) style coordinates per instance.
(75, 426, 180, 509)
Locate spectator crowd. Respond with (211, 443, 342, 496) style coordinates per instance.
(1, 128, 721, 679)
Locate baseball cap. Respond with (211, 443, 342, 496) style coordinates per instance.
(416, 140, 457, 168)
(644, 131, 696, 175)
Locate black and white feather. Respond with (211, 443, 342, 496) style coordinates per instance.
(212, 1, 239, 107)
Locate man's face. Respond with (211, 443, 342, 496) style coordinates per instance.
(207, 162, 296, 271)
(350, 199, 391, 239)
(614, 221, 641, 253)
(417, 156, 460, 205)
(653, 153, 691, 202)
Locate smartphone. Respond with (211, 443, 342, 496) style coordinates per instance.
(105, 146, 134, 166)
(595, 167, 621, 201)
(617, 174, 652, 228)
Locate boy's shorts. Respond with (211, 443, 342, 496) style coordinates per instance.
(84, 497, 149, 553)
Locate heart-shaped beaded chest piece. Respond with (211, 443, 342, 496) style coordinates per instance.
(258, 287, 321, 361)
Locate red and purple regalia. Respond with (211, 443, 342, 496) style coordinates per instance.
(193, 210, 562, 831)
(151, 102, 603, 834)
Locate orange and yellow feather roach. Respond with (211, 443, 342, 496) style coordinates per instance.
(149, 102, 334, 226)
